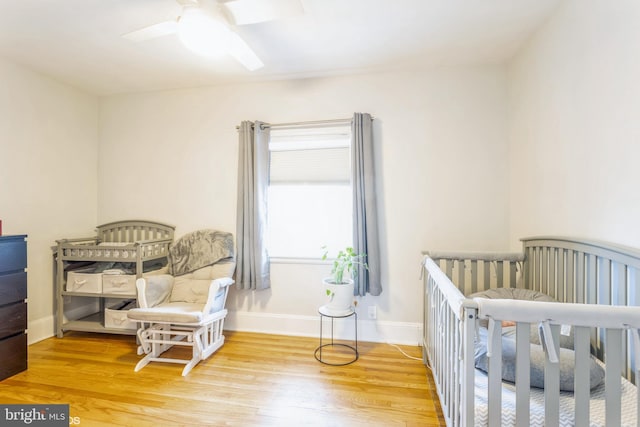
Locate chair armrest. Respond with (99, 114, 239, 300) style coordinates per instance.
(202, 277, 234, 314)
(212, 277, 234, 288)
(136, 275, 174, 308)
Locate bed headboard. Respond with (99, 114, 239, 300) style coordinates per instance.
(96, 220, 175, 243)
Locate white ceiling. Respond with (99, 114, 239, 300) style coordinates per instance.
(0, 0, 561, 96)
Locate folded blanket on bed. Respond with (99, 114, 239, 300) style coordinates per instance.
(168, 229, 234, 277)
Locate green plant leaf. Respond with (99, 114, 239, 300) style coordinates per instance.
(322, 245, 369, 284)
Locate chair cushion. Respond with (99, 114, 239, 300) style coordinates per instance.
(127, 302, 208, 324)
(169, 262, 235, 304)
(141, 274, 174, 307)
(170, 278, 212, 304)
(186, 262, 235, 280)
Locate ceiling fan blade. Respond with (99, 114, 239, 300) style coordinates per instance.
(222, 0, 303, 26)
(228, 31, 264, 70)
(122, 20, 178, 42)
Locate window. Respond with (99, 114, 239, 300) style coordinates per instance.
(267, 125, 352, 259)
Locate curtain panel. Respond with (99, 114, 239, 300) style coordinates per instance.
(352, 112, 382, 296)
(235, 121, 271, 290)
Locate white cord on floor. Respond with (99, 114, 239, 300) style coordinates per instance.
(387, 342, 423, 361)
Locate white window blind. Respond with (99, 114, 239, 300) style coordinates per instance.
(269, 127, 351, 185)
(267, 125, 352, 258)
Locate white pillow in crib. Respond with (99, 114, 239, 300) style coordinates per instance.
(474, 327, 605, 391)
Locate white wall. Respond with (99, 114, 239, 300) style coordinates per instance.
(0, 58, 99, 342)
(99, 67, 511, 344)
(507, 0, 640, 249)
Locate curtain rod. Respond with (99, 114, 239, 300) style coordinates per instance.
(236, 117, 374, 131)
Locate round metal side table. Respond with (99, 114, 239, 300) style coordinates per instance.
(314, 305, 358, 366)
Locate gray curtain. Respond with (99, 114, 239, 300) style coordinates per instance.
(235, 121, 271, 290)
(352, 112, 381, 296)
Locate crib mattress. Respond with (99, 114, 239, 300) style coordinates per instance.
(474, 369, 637, 426)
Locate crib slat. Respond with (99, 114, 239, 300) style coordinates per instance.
(598, 257, 611, 305)
(605, 329, 623, 427)
(587, 255, 599, 355)
(515, 322, 530, 427)
(458, 260, 465, 294)
(533, 247, 540, 292)
(496, 261, 504, 288)
(452, 309, 460, 427)
(556, 249, 565, 301)
(487, 320, 502, 427)
(510, 261, 518, 288)
(597, 258, 611, 360)
(446, 260, 453, 281)
(612, 261, 626, 306)
(542, 247, 549, 295)
(548, 247, 557, 298)
(461, 307, 476, 427)
(586, 254, 597, 304)
(576, 251, 585, 304)
(524, 247, 533, 292)
(566, 249, 575, 303)
(471, 260, 478, 294)
(544, 325, 560, 427)
(574, 326, 590, 425)
(484, 261, 491, 290)
(612, 262, 629, 377)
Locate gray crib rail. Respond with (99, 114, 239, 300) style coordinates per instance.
(425, 237, 640, 384)
(425, 251, 524, 295)
(523, 236, 640, 382)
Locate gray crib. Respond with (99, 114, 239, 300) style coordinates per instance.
(422, 236, 640, 426)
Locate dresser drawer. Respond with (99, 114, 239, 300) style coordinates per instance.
(0, 271, 27, 306)
(0, 333, 27, 381)
(0, 237, 26, 274)
(0, 302, 27, 339)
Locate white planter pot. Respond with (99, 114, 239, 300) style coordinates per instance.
(322, 278, 355, 316)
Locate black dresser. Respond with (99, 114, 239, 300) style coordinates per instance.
(0, 235, 27, 381)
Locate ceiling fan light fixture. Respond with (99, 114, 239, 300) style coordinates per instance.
(178, 6, 231, 58)
(228, 32, 264, 71)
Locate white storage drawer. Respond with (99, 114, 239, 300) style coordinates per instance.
(102, 273, 136, 295)
(66, 270, 102, 293)
(105, 300, 138, 330)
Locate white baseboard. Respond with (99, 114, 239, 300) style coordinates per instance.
(28, 315, 55, 345)
(27, 310, 423, 347)
(224, 310, 423, 346)
(28, 303, 99, 344)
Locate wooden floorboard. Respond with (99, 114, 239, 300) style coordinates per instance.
(0, 331, 445, 426)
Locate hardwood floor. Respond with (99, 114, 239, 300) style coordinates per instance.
(0, 331, 444, 426)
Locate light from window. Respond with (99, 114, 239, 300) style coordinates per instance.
(267, 125, 352, 259)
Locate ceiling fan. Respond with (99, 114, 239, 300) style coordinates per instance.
(122, 0, 304, 71)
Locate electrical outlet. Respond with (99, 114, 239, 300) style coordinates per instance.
(367, 305, 377, 320)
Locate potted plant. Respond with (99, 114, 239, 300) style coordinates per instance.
(321, 247, 368, 315)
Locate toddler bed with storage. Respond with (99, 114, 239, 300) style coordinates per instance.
(55, 220, 175, 337)
(422, 236, 640, 426)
